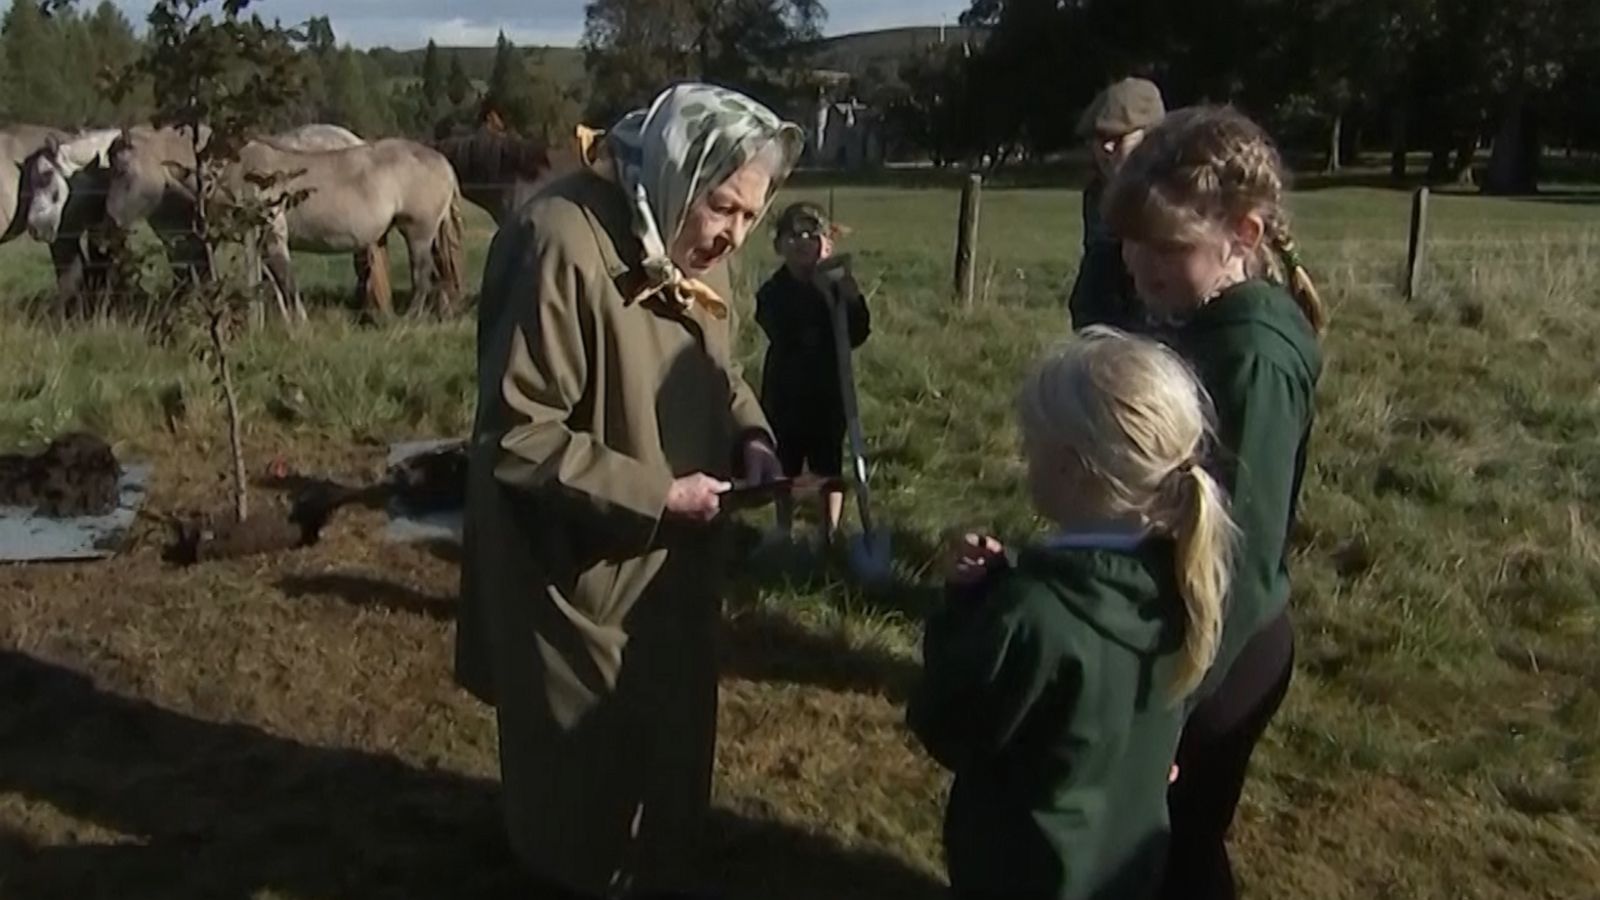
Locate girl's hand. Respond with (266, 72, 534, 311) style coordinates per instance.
(946, 532, 1005, 586)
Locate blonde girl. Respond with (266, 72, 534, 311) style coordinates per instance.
(908, 327, 1238, 900)
(1104, 104, 1325, 900)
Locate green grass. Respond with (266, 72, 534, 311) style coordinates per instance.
(1, 182, 1599, 898)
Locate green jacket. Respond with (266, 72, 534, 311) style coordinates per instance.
(1167, 279, 1321, 691)
(1067, 178, 1143, 333)
(908, 539, 1189, 900)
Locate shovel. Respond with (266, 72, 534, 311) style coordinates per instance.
(822, 254, 893, 584)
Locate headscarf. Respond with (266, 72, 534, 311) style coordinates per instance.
(587, 83, 805, 318)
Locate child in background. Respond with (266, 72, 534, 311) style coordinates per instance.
(1103, 105, 1325, 900)
(908, 328, 1238, 900)
(755, 201, 870, 545)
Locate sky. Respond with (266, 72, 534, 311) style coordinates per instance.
(109, 0, 975, 50)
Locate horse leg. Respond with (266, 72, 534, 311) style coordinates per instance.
(262, 240, 300, 327)
(242, 235, 268, 329)
(272, 218, 306, 323)
(405, 230, 434, 318)
(48, 237, 87, 320)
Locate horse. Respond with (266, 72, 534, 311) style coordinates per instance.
(431, 123, 587, 225)
(256, 124, 393, 316)
(26, 124, 396, 317)
(105, 132, 465, 323)
(0, 123, 124, 310)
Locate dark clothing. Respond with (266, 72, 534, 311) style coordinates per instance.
(1159, 279, 1321, 899)
(755, 265, 870, 477)
(773, 416, 844, 478)
(1161, 614, 1294, 900)
(1067, 179, 1143, 332)
(909, 539, 1191, 900)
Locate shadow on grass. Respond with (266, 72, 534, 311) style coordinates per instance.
(0, 651, 946, 900)
(720, 603, 920, 702)
(277, 571, 456, 621)
(718, 520, 944, 700)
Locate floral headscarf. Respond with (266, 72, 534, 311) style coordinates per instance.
(589, 83, 805, 318)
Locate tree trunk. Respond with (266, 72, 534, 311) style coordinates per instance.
(1342, 119, 1363, 169)
(1452, 134, 1478, 186)
(210, 312, 249, 524)
(1389, 104, 1409, 181)
(1484, 93, 1540, 195)
(1324, 111, 1343, 173)
(1427, 141, 1454, 183)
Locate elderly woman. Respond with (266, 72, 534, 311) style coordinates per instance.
(456, 84, 804, 899)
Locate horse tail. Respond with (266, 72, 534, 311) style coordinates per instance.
(432, 190, 466, 314)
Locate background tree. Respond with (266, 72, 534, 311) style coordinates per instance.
(2, 0, 69, 123)
(109, 0, 307, 523)
(581, 0, 823, 122)
(445, 53, 472, 106)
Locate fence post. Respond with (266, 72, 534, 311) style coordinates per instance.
(1405, 187, 1430, 301)
(954, 172, 982, 306)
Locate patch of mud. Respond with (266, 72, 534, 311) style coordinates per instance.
(0, 433, 120, 518)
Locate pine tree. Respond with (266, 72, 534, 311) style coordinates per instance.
(2, 0, 67, 124)
(420, 38, 443, 107)
(446, 53, 472, 106)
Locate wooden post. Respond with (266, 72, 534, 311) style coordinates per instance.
(1405, 186, 1430, 301)
(954, 172, 982, 306)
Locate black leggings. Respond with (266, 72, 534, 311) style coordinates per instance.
(1160, 612, 1295, 900)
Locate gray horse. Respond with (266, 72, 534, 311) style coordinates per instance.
(105, 132, 464, 322)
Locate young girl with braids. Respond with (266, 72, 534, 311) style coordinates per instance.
(1104, 106, 1325, 900)
(908, 328, 1239, 900)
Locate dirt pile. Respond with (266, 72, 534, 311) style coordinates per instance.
(0, 433, 121, 517)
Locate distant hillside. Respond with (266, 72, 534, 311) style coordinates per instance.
(366, 25, 989, 93)
(368, 45, 585, 88)
(802, 25, 988, 78)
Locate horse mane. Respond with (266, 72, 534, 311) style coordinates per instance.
(435, 128, 555, 187)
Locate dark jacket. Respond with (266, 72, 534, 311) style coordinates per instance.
(754, 264, 870, 428)
(909, 539, 1190, 900)
(1067, 178, 1143, 333)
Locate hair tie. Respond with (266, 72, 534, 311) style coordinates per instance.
(1276, 239, 1304, 273)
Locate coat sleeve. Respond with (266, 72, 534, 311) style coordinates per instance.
(490, 225, 674, 554)
(1209, 351, 1311, 628)
(907, 576, 1082, 772)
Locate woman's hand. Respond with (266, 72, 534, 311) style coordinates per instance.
(742, 438, 783, 486)
(945, 533, 1006, 586)
(666, 473, 730, 523)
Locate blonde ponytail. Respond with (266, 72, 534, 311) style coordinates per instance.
(1157, 464, 1238, 700)
(1018, 328, 1241, 703)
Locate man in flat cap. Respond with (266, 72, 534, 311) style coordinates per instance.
(1067, 77, 1166, 332)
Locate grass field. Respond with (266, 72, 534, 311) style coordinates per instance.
(1, 178, 1598, 899)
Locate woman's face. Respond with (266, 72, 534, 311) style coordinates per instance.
(670, 159, 772, 278)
